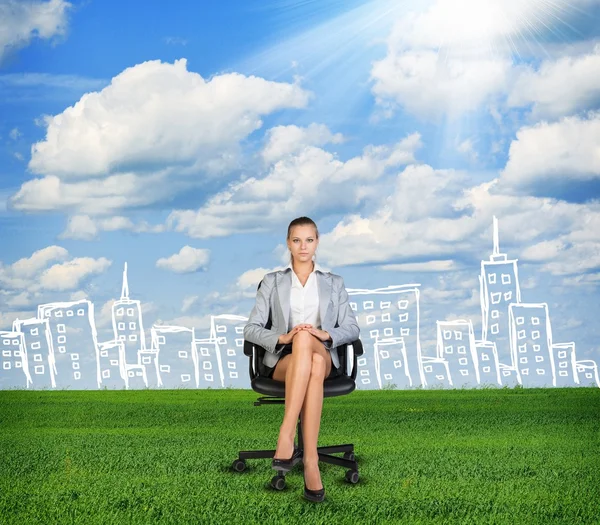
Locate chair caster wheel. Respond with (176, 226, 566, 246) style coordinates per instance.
(343, 452, 355, 462)
(345, 470, 359, 484)
(271, 475, 286, 490)
(232, 459, 246, 472)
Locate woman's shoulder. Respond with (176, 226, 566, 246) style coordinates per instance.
(319, 269, 345, 286)
(262, 267, 290, 281)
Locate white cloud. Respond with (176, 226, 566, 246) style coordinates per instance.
(8, 127, 21, 140)
(163, 36, 187, 46)
(96, 299, 114, 328)
(0, 73, 108, 90)
(562, 273, 600, 287)
(369, 0, 599, 119)
(0, 310, 34, 330)
(508, 43, 600, 118)
(521, 239, 566, 262)
(0, 245, 69, 288)
(100, 216, 135, 232)
(10, 59, 310, 214)
(39, 257, 112, 291)
(261, 123, 343, 164)
(2, 290, 36, 308)
(0, 0, 71, 63)
(380, 260, 459, 272)
(60, 214, 165, 240)
(369, 0, 554, 118)
(11, 172, 169, 214)
(457, 138, 478, 162)
(168, 130, 421, 238)
(156, 246, 210, 273)
(181, 295, 198, 313)
(236, 266, 285, 291)
(69, 290, 88, 301)
(0, 247, 111, 312)
(314, 163, 600, 282)
(371, 49, 510, 119)
(388, 0, 565, 52)
(500, 112, 600, 190)
(60, 214, 98, 240)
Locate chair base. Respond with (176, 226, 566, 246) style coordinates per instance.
(233, 399, 359, 482)
(238, 443, 357, 471)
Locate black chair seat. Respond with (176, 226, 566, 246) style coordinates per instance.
(251, 373, 356, 398)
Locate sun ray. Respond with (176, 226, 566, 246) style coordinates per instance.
(230, 0, 597, 134)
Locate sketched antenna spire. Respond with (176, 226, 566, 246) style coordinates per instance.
(121, 262, 129, 300)
(493, 216, 500, 256)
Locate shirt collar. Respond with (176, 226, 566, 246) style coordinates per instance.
(285, 262, 323, 274)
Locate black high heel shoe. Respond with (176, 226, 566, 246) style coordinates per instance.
(303, 482, 325, 503)
(271, 446, 301, 472)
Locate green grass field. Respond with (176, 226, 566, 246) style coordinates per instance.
(1, 387, 599, 524)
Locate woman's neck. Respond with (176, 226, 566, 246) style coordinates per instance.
(292, 260, 314, 275)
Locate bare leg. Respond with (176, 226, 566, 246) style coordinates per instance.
(301, 348, 332, 490)
(272, 330, 315, 459)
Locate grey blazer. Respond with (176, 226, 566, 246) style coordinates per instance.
(243, 267, 360, 370)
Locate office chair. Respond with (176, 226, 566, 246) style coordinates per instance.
(231, 312, 364, 490)
(232, 334, 363, 490)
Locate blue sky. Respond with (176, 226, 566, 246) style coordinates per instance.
(1, 0, 600, 367)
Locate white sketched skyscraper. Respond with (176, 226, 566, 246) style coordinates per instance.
(210, 315, 248, 388)
(347, 285, 422, 389)
(0, 331, 29, 389)
(480, 217, 521, 368)
(12, 318, 55, 389)
(112, 263, 147, 366)
(37, 300, 100, 389)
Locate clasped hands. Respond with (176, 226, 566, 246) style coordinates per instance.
(277, 324, 331, 345)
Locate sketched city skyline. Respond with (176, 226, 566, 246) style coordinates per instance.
(1, 218, 598, 390)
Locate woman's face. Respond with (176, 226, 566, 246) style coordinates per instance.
(287, 224, 318, 264)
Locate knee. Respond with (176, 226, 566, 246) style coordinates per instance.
(310, 352, 327, 379)
(292, 330, 312, 346)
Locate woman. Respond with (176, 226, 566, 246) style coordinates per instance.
(244, 216, 360, 502)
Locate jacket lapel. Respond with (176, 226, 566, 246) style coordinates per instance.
(317, 271, 332, 325)
(276, 270, 291, 331)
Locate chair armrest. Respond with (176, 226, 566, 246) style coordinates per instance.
(335, 339, 363, 381)
(243, 340, 255, 357)
(243, 340, 263, 380)
(349, 339, 363, 356)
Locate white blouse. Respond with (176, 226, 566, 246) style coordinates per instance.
(288, 263, 321, 331)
